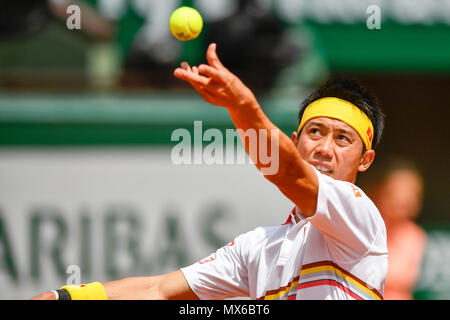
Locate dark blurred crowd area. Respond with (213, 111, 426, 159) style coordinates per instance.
(0, 0, 301, 93)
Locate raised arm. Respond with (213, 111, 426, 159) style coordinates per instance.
(31, 270, 198, 300)
(173, 43, 318, 216)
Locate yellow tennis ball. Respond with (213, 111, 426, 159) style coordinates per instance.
(169, 7, 203, 41)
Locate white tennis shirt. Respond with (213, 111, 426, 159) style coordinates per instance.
(181, 168, 388, 300)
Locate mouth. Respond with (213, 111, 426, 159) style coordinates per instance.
(311, 162, 333, 174)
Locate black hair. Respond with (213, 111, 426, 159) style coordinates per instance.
(298, 77, 385, 149)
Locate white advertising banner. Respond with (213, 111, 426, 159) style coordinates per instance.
(0, 148, 292, 299)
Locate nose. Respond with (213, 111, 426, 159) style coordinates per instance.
(315, 134, 334, 160)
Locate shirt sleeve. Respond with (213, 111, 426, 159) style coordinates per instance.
(304, 169, 383, 262)
(180, 233, 250, 300)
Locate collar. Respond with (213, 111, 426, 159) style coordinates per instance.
(282, 207, 302, 225)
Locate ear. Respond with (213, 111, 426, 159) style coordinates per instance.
(358, 149, 375, 172)
(291, 131, 299, 146)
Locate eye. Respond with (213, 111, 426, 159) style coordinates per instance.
(307, 127, 325, 140)
(336, 134, 350, 145)
(310, 128, 320, 135)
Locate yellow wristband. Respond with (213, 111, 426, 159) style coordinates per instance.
(61, 282, 108, 300)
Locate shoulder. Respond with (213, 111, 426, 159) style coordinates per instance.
(318, 171, 381, 216)
(313, 172, 387, 256)
(236, 224, 289, 246)
(233, 224, 291, 259)
(319, 171, 368, 199)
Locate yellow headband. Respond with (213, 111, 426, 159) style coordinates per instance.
(297, 97, 374, 150)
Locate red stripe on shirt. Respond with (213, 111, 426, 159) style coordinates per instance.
(298, 279, 363, 300)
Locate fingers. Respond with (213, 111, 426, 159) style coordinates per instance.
(174, 63, 218, 97)
(179, 73, 219, 104)
(206, 43, 225, 70)
(175, 62, 226, 89)
(174, 66, 209, 87)
(197, 64, 221, 81)
(177, 62, 220, 81)
(181, 61, 191, 71)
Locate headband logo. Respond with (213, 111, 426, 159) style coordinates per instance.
(367, 127, 373, 142)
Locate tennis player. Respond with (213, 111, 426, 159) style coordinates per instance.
(32, 43, 387, 300)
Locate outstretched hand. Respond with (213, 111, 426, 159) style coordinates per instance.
(174, 43, 256, 109)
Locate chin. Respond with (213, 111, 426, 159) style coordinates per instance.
(323, 171, 335, 178)
(324, 172, 349, 182)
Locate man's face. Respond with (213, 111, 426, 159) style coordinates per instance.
(294, 117, 375, 183)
